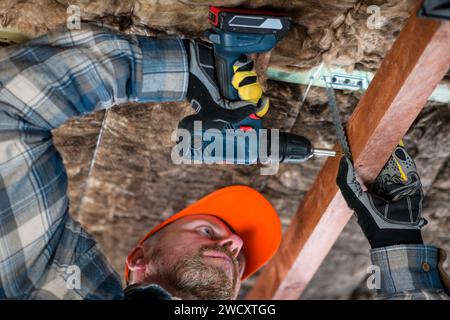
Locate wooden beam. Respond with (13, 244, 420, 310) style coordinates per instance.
(246, 10, 450, 300)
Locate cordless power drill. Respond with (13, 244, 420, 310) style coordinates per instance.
(183, 6, 336, 164)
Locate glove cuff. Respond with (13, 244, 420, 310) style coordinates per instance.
(368, 228, 423, 249)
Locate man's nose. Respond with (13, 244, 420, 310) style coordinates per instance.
(218, 234, 243, 259)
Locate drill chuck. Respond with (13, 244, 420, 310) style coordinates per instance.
(276, 132, 313, 163)
(268, 131, 336, 163)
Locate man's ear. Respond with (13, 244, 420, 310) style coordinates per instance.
(126, 246, 147, 272)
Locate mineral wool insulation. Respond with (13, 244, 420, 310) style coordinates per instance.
(1, 0, 449, 299)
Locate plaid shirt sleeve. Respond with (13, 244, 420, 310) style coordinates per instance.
(0, 23, 188, 299)
(371, 245, 450, 300)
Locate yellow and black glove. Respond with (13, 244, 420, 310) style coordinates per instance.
(336, 144, 426, 249)
(231, 58, 270, 118)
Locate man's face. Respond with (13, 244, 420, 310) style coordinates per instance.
(127, 214, 246, 299)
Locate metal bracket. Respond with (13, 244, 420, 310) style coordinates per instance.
(323, 74, 368, 91)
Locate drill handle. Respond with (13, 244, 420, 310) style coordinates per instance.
(205, 28, 241, 100)
(214, 50, 241, 100)
(207, 27, 277, 101)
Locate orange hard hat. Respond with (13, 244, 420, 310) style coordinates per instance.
(125, 185, 281, 281)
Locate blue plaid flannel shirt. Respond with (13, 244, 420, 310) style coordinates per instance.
(0, 23, 448, 300)
(0, 23, 187, 299)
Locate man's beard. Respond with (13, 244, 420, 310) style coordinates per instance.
(152, 245, 239, 300)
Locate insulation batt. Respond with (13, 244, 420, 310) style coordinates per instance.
(1, 0, 417, 71)
(1, 0, 449, 299)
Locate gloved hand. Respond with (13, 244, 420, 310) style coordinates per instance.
(231, 58, 270, 118)
(336, 145, 427, 248)
(180, 39, 268, 132)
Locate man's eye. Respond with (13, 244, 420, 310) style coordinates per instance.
(197, 226, 214, 238)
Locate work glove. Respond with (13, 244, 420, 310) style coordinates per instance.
(180, 39, 268, 132)
(336, 144, 427, 248)
(231, 58, 270, 118)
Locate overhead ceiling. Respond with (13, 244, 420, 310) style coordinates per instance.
(1, 0, 448, 299)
